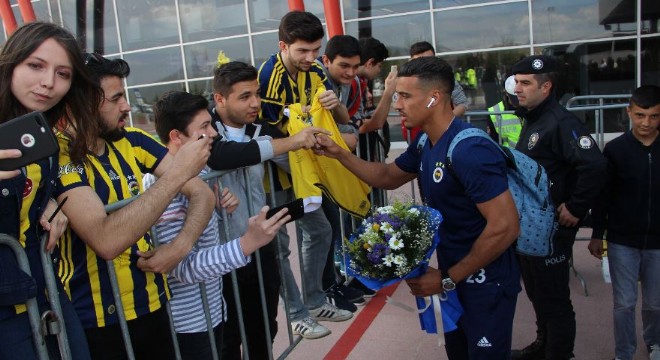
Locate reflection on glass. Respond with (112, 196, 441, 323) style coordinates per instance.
(252, 32, 280, 67)
(116, 0, 178, 51)
(345, 14, 431, 57)
(58, 0, 118, 53)
(439, 49, 529, 110)
(248, 0, 289, 32)
(185, 37, 251, 79)
(342, 0, 429, 20)
(123, 48, 184, 86)
(539, 39, 636, 132)
(532, 0, 636, 44)
(179, 0, 248, 42)
(434, 3, 529, 52)
(128, 83, 185, 137)
(641, 37, 659, 85)
(434, 0, 509, 8)
(188, 79, 214, 99)
(641, 0, 660, 34)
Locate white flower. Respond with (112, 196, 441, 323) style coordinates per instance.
(377, 205, 393, 214)
(382, 254, 395, 267)
(407, 208, 420, 216)
(380, 222, 393, 234)
(389, 236, 404, 250)
(393, 255, 406, 266)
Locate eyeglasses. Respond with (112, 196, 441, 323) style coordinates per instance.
(84, 52, 106, 66)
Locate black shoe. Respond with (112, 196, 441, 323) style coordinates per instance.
(333, 284, 364, 303)
(348, 279, 376, 298)
(511, 338, 545, 360)
(325, 289, 357, 313)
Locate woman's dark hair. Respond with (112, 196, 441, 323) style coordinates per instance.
(0, 21, 102, 164)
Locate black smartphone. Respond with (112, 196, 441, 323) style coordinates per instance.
(0, 112, 59, 171)
(266, 198, 305, 224)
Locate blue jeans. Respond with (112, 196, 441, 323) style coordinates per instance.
(272, 190, 308, 321)
(0, 286, 90, 360)
(608, 242, 660, 360)
(272, 190, 332, 319)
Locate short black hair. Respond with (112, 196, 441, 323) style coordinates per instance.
(154, 91, 209, 144)
(398, 56, 454, 96)
(84, 53, 130, 84)
(213, 61, 258, 95)
(324, 35, 360, 62)
(409, 41, 434, 57)
(358, 37, 389, 65)
(630, 85, 660, 109)
(279, 11, 324, 44)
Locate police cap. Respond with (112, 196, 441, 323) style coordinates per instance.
(511, 55, 559, 75)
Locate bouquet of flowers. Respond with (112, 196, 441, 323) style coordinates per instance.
(345, 201, 463, 339)
(344, 201, 442, 290)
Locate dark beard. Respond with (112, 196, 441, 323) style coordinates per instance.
(100, 127, 126, 142)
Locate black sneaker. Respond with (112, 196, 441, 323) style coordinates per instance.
(333, 284, 364, 303)
(325, 289, 357, 313)
(511, 338, 545, 360)
(348, 279, 376, 298)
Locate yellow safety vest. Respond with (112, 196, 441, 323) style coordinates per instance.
(488, 101, 521, 148)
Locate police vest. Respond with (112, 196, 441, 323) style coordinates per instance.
(488, 101, 521, 148)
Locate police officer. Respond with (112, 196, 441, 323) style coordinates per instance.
(510, 55, 607, 360)
(487, 75, 522, 147)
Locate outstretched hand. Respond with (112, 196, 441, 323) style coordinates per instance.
(239, 206, 291, 256)
(312, 134, 344, 159)
(290, 126, 330, 150)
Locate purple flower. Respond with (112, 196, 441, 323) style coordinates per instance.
(367, 243, 389, 264)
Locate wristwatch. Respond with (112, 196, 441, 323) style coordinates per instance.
(441, 274, 456, 292)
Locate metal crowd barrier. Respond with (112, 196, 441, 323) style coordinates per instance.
(0, 233, 72, 360)
(103, 160, 363, 360)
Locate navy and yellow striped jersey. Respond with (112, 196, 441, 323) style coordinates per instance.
(0, 158, 57, 320)
(55, 127, 169, 329)
(258, 52, 331, 133)
(257, 52, 331, 192)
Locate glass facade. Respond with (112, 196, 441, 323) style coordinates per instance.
(1, 0, 658, 137)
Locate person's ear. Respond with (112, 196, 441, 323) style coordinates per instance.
(278, 41, 287, 53)
(322, 55, 331, 67)
(213, 93, 225, 107)
(169, 129, 184, 146)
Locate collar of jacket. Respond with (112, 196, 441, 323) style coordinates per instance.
(515, 93, 557, 122)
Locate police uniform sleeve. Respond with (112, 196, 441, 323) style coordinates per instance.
(557, 116, 607, 219)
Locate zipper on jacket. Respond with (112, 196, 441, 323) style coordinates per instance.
(644, 152, 652, 249)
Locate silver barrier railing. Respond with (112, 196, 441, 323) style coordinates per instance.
(102, 165, 307, 360)
(0, 233, 72, 360)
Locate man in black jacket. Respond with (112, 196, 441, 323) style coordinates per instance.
(510, 55, 607, 360)
(588, 85, 660, 360)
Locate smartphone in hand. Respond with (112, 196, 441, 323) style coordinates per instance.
(0, 112, 59, 171)
(266, 198, 305, 224)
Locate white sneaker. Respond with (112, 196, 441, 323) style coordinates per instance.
(310, 302, 353, 322)
(650, 344, 660, 360)
(291, 317, 330, 339)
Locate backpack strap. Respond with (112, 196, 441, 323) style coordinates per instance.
(447, 128, 514, 169)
